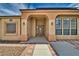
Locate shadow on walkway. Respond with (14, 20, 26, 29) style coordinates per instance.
(26, 36, 49, 44)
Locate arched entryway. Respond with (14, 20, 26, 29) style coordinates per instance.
(27, 15, 49, 43)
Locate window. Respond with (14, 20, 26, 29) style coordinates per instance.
(55, 16, 77, 35)
(6, 23, 16, 33)
(56, 17, 62, 35)
(56, 29, 62, 35)
(71, 17, 77, 35)
(71, 29, 77, 35)
(63, 17, 70, 35)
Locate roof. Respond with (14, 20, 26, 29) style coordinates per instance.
(20, 8, 79, 11)
(0, 15, 21, 19)
(0, 8, 79, 17)
(0, 15, 21, 17)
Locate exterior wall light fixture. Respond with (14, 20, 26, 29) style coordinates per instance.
(51, 22, 53, 25)
(9, 18, 12, 21)
(23, 22, 25, 25)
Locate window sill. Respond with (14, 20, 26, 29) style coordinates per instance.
(5, 33, 17, 36)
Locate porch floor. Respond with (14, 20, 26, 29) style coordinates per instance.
(26, 36, 49, 44)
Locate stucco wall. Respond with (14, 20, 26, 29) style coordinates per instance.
(0, 19, 2, 39)
(45, 17, 49, 39)
(21, 10, 79, 41)
(77, 17, 79, 35)
(27, 18, 32, 38)
(1, 17, 20, 41)
(0, 10, 79, 41)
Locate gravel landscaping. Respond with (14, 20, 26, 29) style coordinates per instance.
(0, 46, 26, 56)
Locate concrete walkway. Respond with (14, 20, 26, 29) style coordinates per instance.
(26, 37, 48, 44)
(50, 41, 79, 56)
(33, 44, 52, 56)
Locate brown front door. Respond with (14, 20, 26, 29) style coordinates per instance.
(36, 25, 44, 36)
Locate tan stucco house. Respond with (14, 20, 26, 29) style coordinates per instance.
(0, 8, 79, 42)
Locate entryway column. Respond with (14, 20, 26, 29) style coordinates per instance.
(32, 18, 36, 37)
(20, 17, 28, 42)
(48, 16, 56, 41)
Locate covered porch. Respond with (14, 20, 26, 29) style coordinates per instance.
(27, 15, 49, 43)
